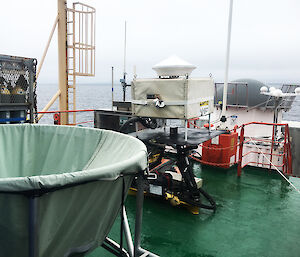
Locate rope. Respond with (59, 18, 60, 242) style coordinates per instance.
(248, 136, 300, 194)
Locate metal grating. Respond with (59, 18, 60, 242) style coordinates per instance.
(279, 84, 298, 111)
(0, 54, 37, 123)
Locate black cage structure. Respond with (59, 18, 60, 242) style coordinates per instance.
(0, 54, 37, 124)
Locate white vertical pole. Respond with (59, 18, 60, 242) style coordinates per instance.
(185, 120, 188, 141)
(122, 207, 134, 257)
(133, 65, 137, 78)
(122, 21, 127, 101)
(112, 66, 114, 110)
(221, 0, 234, 121)
(123, 21, 127, 75)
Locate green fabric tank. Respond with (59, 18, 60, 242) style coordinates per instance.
(0, 124, 147, 257)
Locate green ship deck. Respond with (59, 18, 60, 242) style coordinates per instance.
(88, 164, 300, 257)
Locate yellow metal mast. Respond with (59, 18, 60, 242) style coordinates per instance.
(37, 1, 95, 125)
(57, 0, 68, 125)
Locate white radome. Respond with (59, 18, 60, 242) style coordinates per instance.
(273, 89, 283, 97)
(295, 87, 300, 95)
(269, 87, 276, 93)
(260, 86, 268, 93)
(152, 55, 196, 77)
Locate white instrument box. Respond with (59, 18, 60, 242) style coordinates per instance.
(131, 77, 214, 119)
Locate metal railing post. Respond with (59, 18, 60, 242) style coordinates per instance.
(237, 125, 245, 176)
(29, 197, 38, 257)
(283, 124, 288, 174)
(134, 172, 144, 257)
(269, 124, 275, 170)
(286, 125, 293, 175)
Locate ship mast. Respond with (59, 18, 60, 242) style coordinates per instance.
(121, 21, 128, 102)
(38, 0, 95, 125)
(57, 0, 69, 125)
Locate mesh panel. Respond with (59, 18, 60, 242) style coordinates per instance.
(0, 55, 37, 123)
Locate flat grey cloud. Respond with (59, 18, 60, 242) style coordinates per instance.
(1, 0, 299, 84)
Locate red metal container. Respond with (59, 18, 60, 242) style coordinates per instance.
(202, 132, 238, 169)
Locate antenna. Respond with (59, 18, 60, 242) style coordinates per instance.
(133, 65, 137, 79)
(124, 21, 127, 75)
(121, 21, 128, 101)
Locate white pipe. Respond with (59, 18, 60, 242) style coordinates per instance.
(36, 15, 59, 80)
(123, 207, 134, 257)
(221, 0, 234, 119)
(37, 90, 61, 121)
(111, 66, 114, 110)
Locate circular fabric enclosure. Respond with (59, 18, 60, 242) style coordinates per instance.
(0, 124, 148, 192)
(0, 124, 148, 257)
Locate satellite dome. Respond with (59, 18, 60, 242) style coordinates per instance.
(216, 79, 273, 108)
(152, 55, 196, 77)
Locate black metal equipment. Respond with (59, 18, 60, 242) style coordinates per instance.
(130, 125, 225, 211)
(137, 140, 216, 211)
(93, 110, 223, 212)
(0, 54, 37, 124)
(175, 144, 216, 210)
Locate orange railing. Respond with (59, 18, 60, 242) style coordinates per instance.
(237, 122, 292, 176)
(37, 109, 95, 126)
(188, 119, 293, 177)
(190, 142, 240, 168)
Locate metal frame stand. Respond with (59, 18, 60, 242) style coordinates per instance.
(29, 197, 38, 257)
(102, 172, 159, 257)
(27, 173, 158, 257)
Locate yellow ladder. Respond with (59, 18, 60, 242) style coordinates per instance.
(66, 3, 95, 125)
(67, 8, 76, 124)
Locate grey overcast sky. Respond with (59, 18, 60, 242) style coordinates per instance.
(1, 0, 300, 84)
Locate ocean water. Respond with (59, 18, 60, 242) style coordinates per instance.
(37, 83, 300, 124)
(37, 84, 131, 125)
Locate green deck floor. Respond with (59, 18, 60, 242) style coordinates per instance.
(88, 164, 300, 257)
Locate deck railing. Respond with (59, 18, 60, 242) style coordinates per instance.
(37, 109, 94, 126)
(188, 119, 293, 177)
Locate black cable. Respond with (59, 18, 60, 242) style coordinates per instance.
(197, 188, 216, 211)
(119, 117, 140, 132)
(138, 117, 157, 129)
(119, 117, 157, 133)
